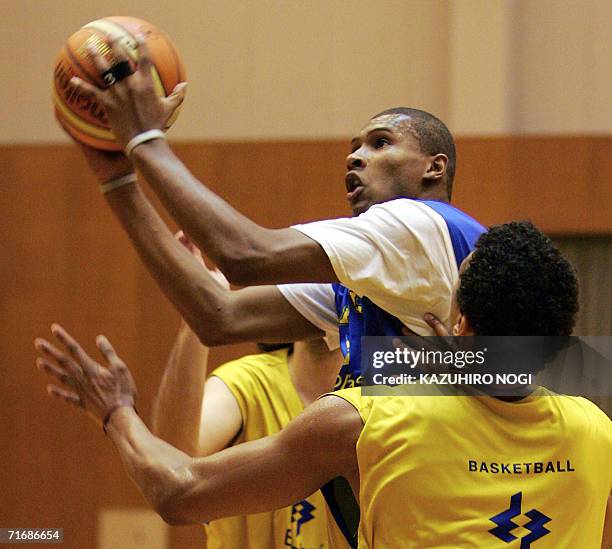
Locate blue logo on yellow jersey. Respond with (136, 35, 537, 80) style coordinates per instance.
(285, 500, 322, 548)
(291, 500, 316, 536)
(489, 492, 551, 548)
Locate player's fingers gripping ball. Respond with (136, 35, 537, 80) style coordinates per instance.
(52, 16, 186, 150)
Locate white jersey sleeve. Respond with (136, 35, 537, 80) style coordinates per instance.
(277, 283, 340, 350)
(291, 199, 458, 334)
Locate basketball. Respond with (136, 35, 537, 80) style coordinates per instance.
(52, 16, 186, 150)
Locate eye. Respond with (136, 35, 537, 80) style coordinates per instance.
(374, 138, 390, 149)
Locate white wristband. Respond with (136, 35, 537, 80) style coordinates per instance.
(125, 129, 166, 158)
(100, 172, 137, 194)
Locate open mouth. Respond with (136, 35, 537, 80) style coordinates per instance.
(347, 186, 364, 203)
(345, 172, 365, 204)
(345, 171, 362, 193)
(345, 172, 365, 203)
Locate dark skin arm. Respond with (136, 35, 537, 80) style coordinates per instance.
(116, 395, 360, 525)
(107, 181, 324, 345)
(72, 36, 337, 287)
(130, 139, 337, 287)
(77, 146, 323, 346)
(35, 325, 361, 525)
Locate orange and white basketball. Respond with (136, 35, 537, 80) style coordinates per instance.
(52, 16, 186, 150)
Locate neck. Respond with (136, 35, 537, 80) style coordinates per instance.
(418, 188, 449, 203)
(287, 340, 342, 406)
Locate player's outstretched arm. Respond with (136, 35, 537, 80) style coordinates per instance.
(35, 326, 361, 524)
(105, 181, 322, 345)
(131, 140, 337, 286)
(72, 145, 322, 346)
(154, 393, 361, 524)
(151, 236, 243, 456)
(71, 36, 337, 287)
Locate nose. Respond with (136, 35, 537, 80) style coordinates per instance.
(346, 152, 367, 171)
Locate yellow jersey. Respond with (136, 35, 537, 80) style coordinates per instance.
(208, 349, 328, 549)
(335, 385, 612, 548)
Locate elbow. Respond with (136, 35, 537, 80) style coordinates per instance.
(216, 260, 252, 287)
(151, 469, 206, 526)
(155, 506, 183, 526)
(216, 249, 271, 287)
(185, 294, 234, 347)
(155, 501, 193, 526)
(192, 318, 233, 347)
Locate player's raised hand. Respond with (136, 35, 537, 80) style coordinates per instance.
(35, 324, 137, 430)
(70, 34, 187, 149)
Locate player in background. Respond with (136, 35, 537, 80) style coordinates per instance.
(152, 232, 341, 548)
(36, 221, 611, 548)
(70, 37, 485, 390)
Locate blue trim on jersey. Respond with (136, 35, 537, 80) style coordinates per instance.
(321, 480, 359, 549)
(419, 199, 486, 268)
(333, 199, 486, 385)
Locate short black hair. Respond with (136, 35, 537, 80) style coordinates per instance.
(458, 221, 579, 336)
(373, 107, 456, 198)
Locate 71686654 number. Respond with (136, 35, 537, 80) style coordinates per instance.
(0, 528, 63, 544)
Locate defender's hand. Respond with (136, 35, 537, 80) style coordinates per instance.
(35, 324, 137, 429)
(394, 313, 456, 375)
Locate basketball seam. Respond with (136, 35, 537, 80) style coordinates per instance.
(55, 110, 115, 144)
(52, 88, 115, 140)
(57, 45, 108, 130)
(65, 42, 104, 91)
(55, 109, 118, 150)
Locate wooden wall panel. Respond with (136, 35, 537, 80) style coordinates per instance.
(0, 136, 610, 548)
(453, 137, 612, 234)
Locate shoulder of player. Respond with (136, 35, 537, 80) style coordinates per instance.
(318, 389, 373, 429)
(367, 198, 478, 225)
(539, 389, 612, 433)
(290, 393, 364, 455)
(564, 394, 612, 427)
(359, 198, 451, 233)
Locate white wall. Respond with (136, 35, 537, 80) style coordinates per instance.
(2, 0, 610, 143)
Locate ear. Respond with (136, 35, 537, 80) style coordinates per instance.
(452, 313, 474, 336)
(423, 153, 448, 181)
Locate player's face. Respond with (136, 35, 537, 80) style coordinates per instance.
(345, 114, 431, 216)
